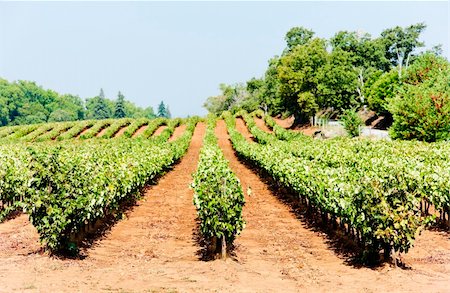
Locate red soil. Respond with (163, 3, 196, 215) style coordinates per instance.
(273, 116, 319, 136)
(131, 124, 148, 138)
(169, 124, 187, 142)
(235, 118, 254, 143)
(95, 125, 110, 138)
(254, 117, 273, 133)
(152, 125, 167, 137)
(76, 126, 91, 139)
(113, 125, 129, 138)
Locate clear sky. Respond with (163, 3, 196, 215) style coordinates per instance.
(0, 1, 448, 117)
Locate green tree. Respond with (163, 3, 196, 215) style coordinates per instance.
(380, 23, 426, 76)
(203, 84, 250, 115)
(388, 53, 450, 142)
(143, 106, 156, 119)
(157, 101, 168, 118)
(48, 109, 78, 122)
(277, 38, 327, 125)
(86, 89, 112, 120)
(114, 91, 126, 118)
(367, 69, 401, 115)
(284, 27, 315, 53)
(49, 94, 85, 121)
(317, 48, 359, 110)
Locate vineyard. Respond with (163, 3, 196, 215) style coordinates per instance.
(0, 115, 449, 292)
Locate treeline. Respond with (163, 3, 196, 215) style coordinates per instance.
(0, 78, 171, 126)
(205, 23, 450, 141)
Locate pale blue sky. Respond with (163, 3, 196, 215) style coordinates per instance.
(0, 1, 448, 117)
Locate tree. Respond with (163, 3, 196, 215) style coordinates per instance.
(143, 106, 156, 119)
(166, 106, 172, 118)
(284, 27, 315, 53)
(316, 48, 359, 110)
(157, 101, 168, 118)
(388, 53, 450, 142)
(203, 84, 250, 115)
(114, 91, 126, 118)
(367, 69, 401, 115)
(48, 109, 77, 122)
(86, 89, 112, 120)
(203, 95, 227, 115)
(49, 94, 85, 121)
(277, 38, 327, 125)
(380, 23, 426, 76)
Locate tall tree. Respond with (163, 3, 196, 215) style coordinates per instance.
(114, 91, 126, 118)
(277, 38, 327, 125)
(86, 89, 112, 120)
(157, 101, 168, 118)
(380, 23, 426, 76)
(284, 27, 315, 53)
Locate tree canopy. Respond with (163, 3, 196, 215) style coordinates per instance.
(204, 23, 443, 129)
(0, 80, 161, 126)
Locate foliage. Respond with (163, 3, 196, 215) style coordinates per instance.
(205, 23, 431, 128)
(388, 54, 450, 142)
(380, 23, 426, 69)
(4, 118, 198, 252)
(192, 117, 245, 253)
(114, 92, 127, 118)
(317, 49, 359, 109)
(203, 83, 250, 115)
(340, 109, 363, 137)
(367, 69, 401, 115)
(284, 26, 315, 52)
(98, 118, 132, 139)
(121, 118, 151, 138)
(86, 90, 113, 120)
(0, 79, 158, 126)
(277, 38, 327, 124)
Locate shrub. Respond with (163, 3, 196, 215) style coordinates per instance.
(340, 108, 363, 137)
(388, 54, 450, 142)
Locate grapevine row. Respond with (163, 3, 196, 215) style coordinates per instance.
(224, 112, 429, 259)
(191, 117, 245, 257)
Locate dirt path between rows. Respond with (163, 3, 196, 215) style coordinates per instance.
(254, 117, 273, 133)
(152, 125, 167, 137)
(236, 118, 254, 142)
(131, 124, 148, 138)
(274, 116, 294, 128)
(95, 125, 110, 138)
(113, 125, 129, 138)
(169, 124, 187, 142)
(217, 119, 450, 292)
(75, 125, 92, 139)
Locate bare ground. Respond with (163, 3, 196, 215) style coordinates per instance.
(273, 117, 319, 136)
(95, 125, 110, 138)
(169, 124, 187, 142)
(254, 117, 273, 133)
(0, 122, 449, 292)
(132, 125, 148, 138)
(113, 125, 130, 138)
(75, 126, 92, 139)
(152, 125, 167, 137)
